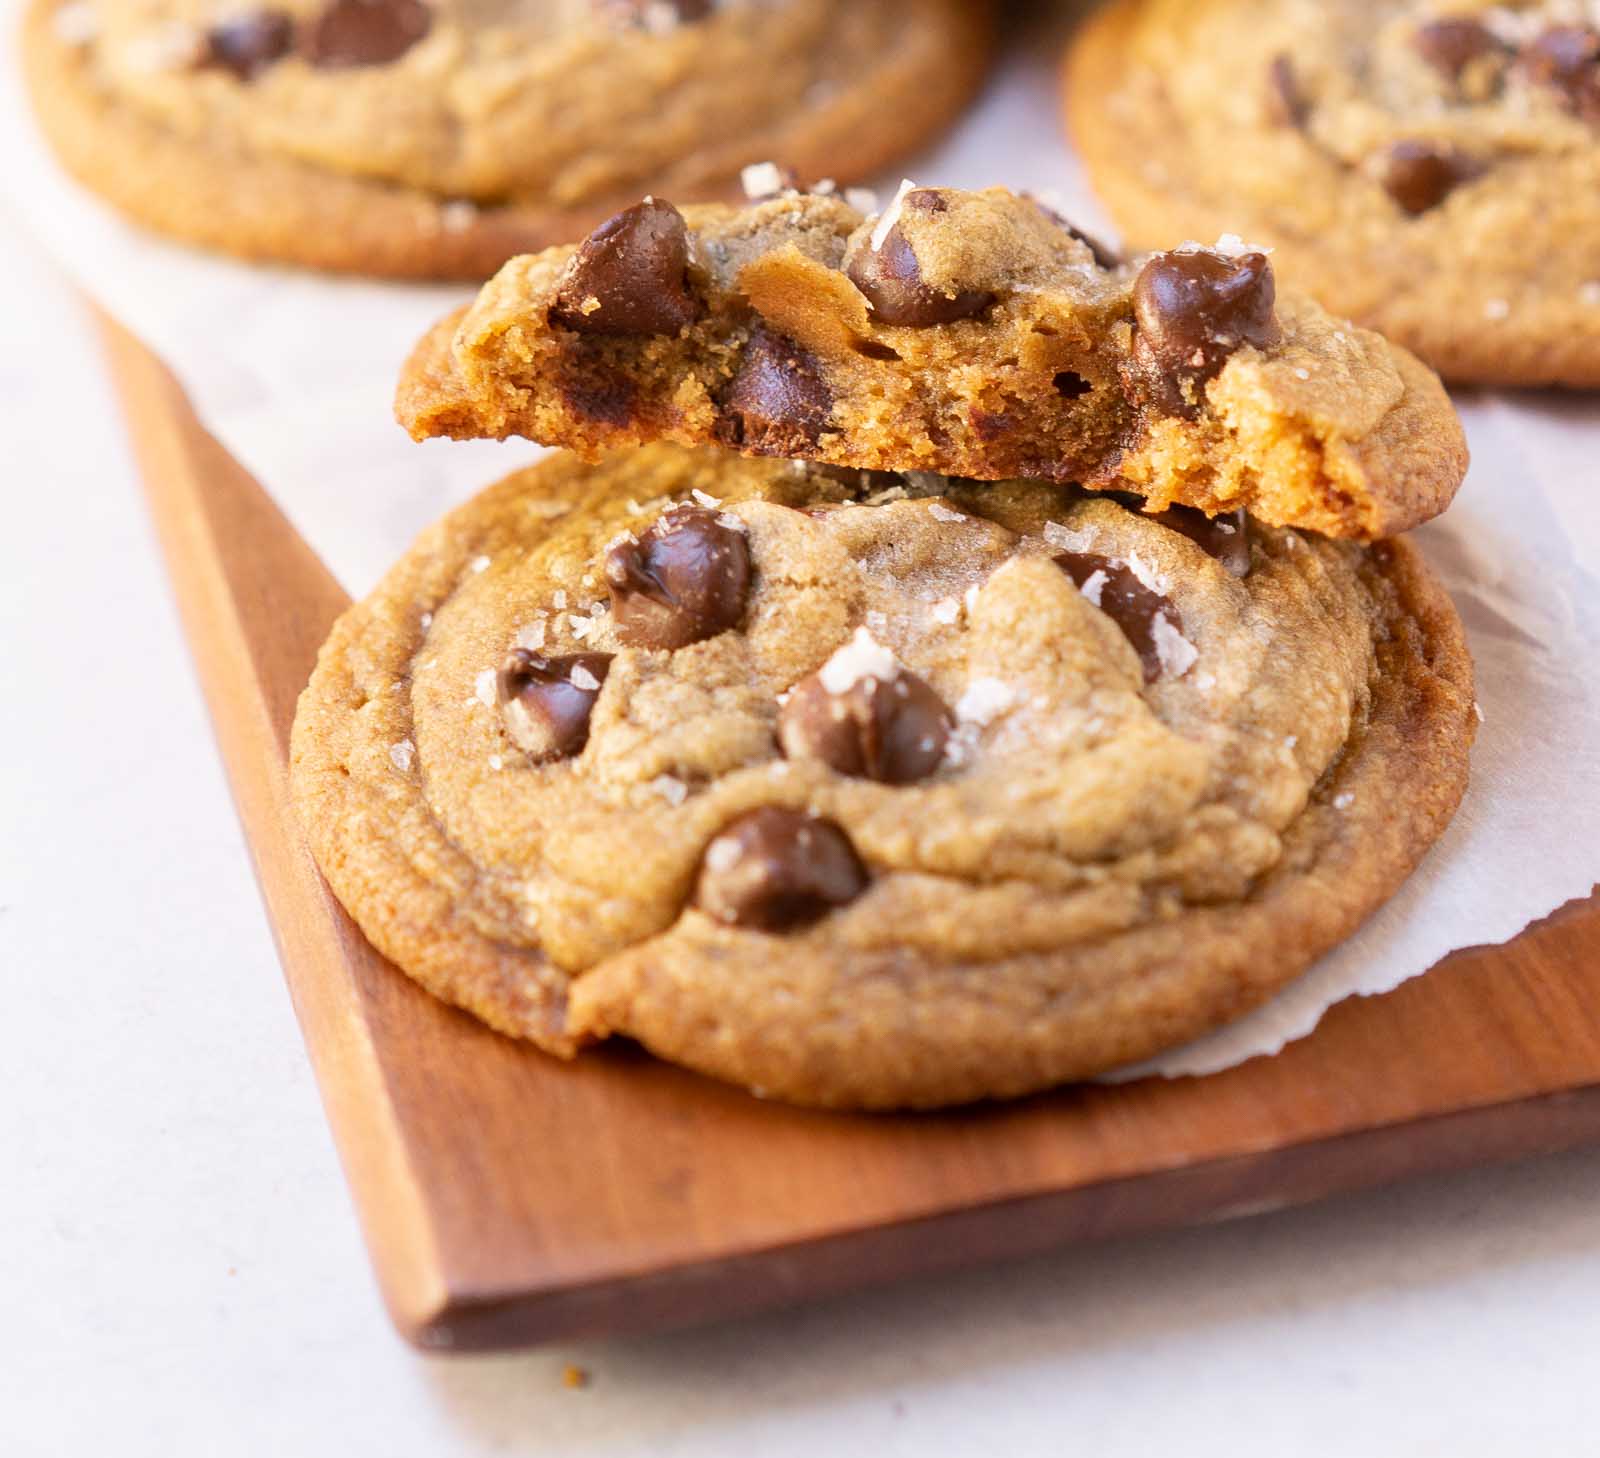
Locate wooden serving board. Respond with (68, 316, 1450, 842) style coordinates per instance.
(102, 313, 1600, 1353)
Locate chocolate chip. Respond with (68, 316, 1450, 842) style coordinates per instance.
(1519, 26, 1600, 122)
(694, 807, 868, 930)
(1266, 53, 1308, 127)
(845, 196, 996, 326)
(1130, 250, 1278, 416)
(1055, 552, 1185, 682)
(604, 506, 750, 650)
(717, 328, 833, 456)
(1414, 17, 1503, 79)
(1154, 505, 1251, 577)
(202, 10, 292, 79)
(1380, 140, 1482, 214)
(496, 650, 613, 762)
(779, 662, 952, 784)
(300, 0, 430, 67)
(549, 199, 701, 337)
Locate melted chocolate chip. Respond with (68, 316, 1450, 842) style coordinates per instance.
(1380, 140, 1482, 214)
(1154, 505, 1251, 578)
(718, 328, 834, 455)
(1414, 17, 1503, 79)
(496, 650, 613, 762)
(1130, 250, 1278, 416)
(604, 506, 750, 649)
(1519, 26, 1600, 122)
(1055, 552, 1185, 682)
(779, 662, 952, 784)
(1266, 53, 1308, 127)
(300, 0, 430, 67)
(694, 807, 868, 930)
(202, 10, 292, 79)
(549, 199, 700, 337)
(845, 194, 996, 326)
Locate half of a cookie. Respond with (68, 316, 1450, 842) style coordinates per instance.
(1064, 0, 1600, 387)
(290, 444, 1474, 1109)
(396, 186, 1468, 539)
(22, 0, 993, 279)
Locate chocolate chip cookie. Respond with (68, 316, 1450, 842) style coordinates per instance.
(396, 186, 1468, 539)
(289, 443, 1475, 1109)
(1065, 0, 1600, 386)
(21, 0, 993, 279)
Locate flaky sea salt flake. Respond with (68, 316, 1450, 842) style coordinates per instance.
(819, 629, 899, 694)
(389, 740, 415, 773)
(956, 677, 1017, 726)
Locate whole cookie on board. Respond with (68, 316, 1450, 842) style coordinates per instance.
(396, 185, 1468, 540)
(21, 0, 993, 280)
(1065, 0, 1600, 387)
(289, 443, 1475, 1110)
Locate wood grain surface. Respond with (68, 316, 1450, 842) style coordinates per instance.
(100, 313, 1600, 1353)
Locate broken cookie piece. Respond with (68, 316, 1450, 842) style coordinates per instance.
(397, 185, 1467, 540)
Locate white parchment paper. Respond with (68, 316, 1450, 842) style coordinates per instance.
(4, 8, 1597, 1077)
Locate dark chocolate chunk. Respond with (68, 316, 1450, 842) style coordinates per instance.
(604, 506, 750, 649)
(202, 10, 293, 79)
(845, 192, 996, 326)
(1519, 26, 1600, 122)
(1055, 552, 1187, 682)
(1130, 249, 1278, 416)
(778, 652, 952, 784)
(496, 650, 613, 762)
(1413, 17, 1504, 79)
(549, 199, 700, 337)
(694, 807, 868, 930)
(1266, 53, 1308, 127)
(1380, 140, 1482, 214)
(718, 328, 834, 456)
(1154, 505, 1252, 578)
(300, 0, 431, 67)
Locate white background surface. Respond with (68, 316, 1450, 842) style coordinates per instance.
(7, 207, 1600, 1458)
(6, 25, 1600, 1457)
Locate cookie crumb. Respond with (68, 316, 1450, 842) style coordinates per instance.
(562, 1364, 590, 1390)
(389, 740, 415, 773)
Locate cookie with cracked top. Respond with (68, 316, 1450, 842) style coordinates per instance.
(289, 442, 1475, 1109)
(396, 186, 1468, 540)
(1065, 0, 1600, 386)
(20, 0, 993, 279)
